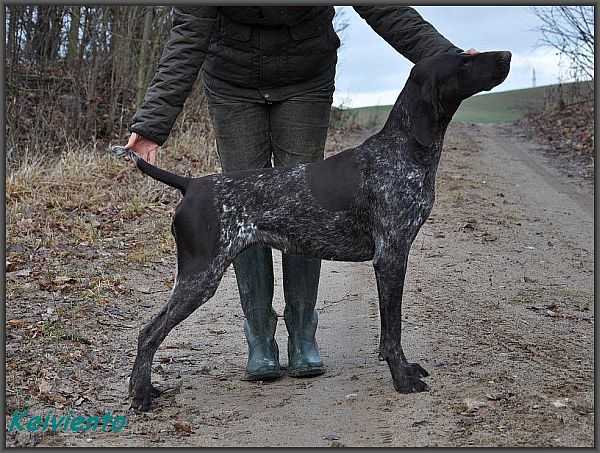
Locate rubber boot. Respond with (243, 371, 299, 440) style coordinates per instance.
(283, 254, 325, 377)
(236, 246, 283, 381)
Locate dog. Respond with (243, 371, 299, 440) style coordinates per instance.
(118, 50, 511, 411)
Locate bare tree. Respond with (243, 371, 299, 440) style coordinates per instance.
(66, 6, 81, 62)
(6, 5, 346, 163)
(534, 6, 594, 81)
(333, 6, 350, 46)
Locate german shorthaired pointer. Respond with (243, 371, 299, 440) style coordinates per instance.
(118, 50, 511, 411)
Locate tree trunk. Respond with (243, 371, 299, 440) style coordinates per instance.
(5, 6, 20, 81)
(47, 6, 64, 62)
(6, 7, 15, 63)
(67, 7, 81, 62)
(31, 5, 51, 65)
(78, 7, 90, 65)
(84, 8, 99, 138)
(136, 6, 153, 108)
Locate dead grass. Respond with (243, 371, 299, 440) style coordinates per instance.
(6, 131, 217, 249)
(5, 133, 218, 429)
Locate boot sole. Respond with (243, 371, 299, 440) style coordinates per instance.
(241, 370, 284, 382)
(288, 366, 325, 378)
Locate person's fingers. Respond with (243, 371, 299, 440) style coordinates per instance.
(126, 132, 139, 148)
(465, 48, 479, 55)
(123, 133, 159, 164)
(139, 144, 157, 164)
(140, 148, 151, 162)
(147, 147, 157, 165)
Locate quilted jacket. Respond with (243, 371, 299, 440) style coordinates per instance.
(130, 6, 462, 145)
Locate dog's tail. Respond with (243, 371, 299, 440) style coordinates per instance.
(135, 155, 190, 194)
(112, 146, 190, 194)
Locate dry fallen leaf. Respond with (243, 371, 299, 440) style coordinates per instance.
(7, 268, 32, 279)
(552, 399, 568, 408)
(174, 419, 193, 434)
(38, 378, 52, 395)
(486, 393, 502, 401)
(462, 398, 488, 414)
(54, 276, 76, 284)
(323, 432, 340, 441)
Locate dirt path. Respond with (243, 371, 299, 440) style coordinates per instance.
(38, 122, 593, 447)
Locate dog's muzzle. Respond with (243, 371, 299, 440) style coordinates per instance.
(484, 51, 511, 90)
(494, 51, 512, 84)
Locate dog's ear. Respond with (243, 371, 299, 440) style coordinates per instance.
(412, 80, 440, 148)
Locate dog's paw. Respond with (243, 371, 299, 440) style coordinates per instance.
(130, 394, 153, 412)
(390, 362, 430, 393)
(129, 384, 161, 412)
(393, 376, 429, 393)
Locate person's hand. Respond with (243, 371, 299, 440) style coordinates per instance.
(464, 48, 479, 55)
(126, 132, 159, 165)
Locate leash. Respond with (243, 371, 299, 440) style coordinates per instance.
(110, 144, 187, 192)
(111, 145, 140, 162)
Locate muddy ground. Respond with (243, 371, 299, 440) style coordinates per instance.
(6, 122, 594, 447)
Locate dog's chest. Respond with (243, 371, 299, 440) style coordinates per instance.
(370, 163, 435, 229)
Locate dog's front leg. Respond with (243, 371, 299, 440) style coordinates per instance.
(373, 242, 429, 393)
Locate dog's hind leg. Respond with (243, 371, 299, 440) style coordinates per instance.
(373, 240, 429, 393)
(129, 259, 227, 411)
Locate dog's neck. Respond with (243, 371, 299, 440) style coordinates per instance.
(381, 79, 455, 164)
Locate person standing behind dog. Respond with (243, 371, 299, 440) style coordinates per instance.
(126, 6, 475, 381)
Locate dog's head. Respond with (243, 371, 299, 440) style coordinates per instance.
(408, 51, 511, 147)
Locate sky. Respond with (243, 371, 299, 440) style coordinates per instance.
(333, 6, 572, 108)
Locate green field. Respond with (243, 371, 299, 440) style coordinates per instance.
(332, 81, 591, 128)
